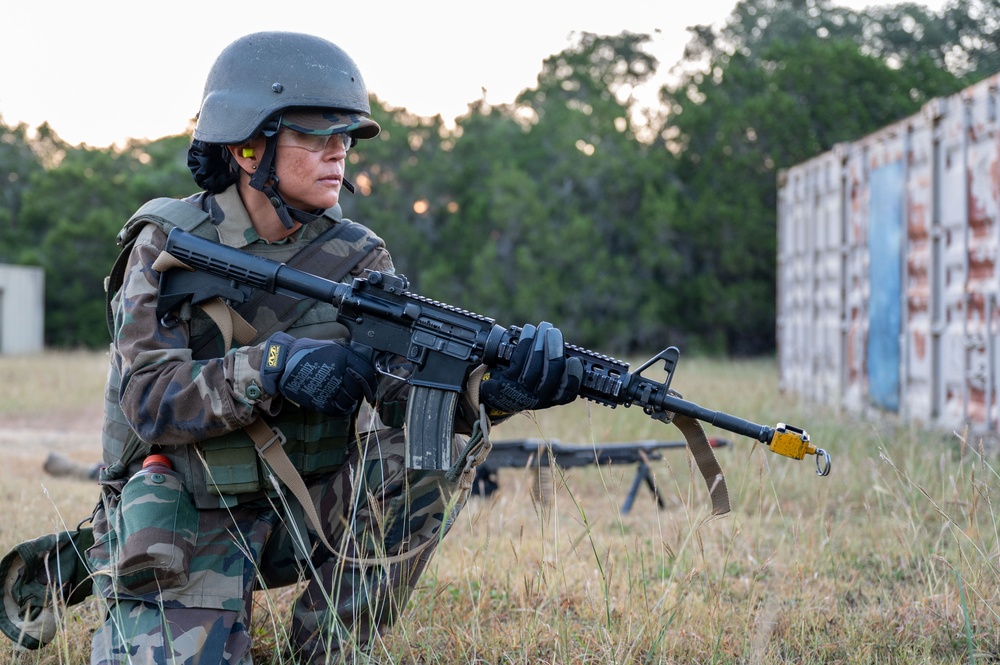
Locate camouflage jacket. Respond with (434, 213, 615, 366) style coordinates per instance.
(105, 185, 395, 508)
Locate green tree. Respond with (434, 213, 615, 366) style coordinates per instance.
(660, 0, 973, 353)
(687, 0, 995, 82)
(513, 32, 660, 337)
(0, 117, 44, 262)
(20, 133, 195, 347)
(433, 32, 683, 353)
(341, 96, 454, 290)
(937, 0, 1000, 77)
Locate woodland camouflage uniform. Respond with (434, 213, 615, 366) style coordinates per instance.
(87, 183, 470, 664)
(78, 30, 483, 664)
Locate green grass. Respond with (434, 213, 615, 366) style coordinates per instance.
(1, 351, 998, 663)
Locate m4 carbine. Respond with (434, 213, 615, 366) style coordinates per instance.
(158, 229, 832, 481)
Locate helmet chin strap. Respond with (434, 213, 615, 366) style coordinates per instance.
(246, 120, 355, 230)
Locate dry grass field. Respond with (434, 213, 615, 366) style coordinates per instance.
(1, 350, 998, 663)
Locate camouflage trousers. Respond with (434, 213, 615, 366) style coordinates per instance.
(86, 427, 466, 664)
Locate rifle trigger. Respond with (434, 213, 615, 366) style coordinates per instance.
(373, 354, 409, 382)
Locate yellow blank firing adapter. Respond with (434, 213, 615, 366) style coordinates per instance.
(769, 423, 831, 476)
(242, 147, 255, 158)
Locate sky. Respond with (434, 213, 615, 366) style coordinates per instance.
(2, 0, 948, 149)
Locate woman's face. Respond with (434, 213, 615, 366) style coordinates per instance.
(271, 128, 351, 211)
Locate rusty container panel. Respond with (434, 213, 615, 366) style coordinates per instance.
(777, 73, 1000, 436)
(932, 81, 1000, 432)
(814, 154, 848, 406)
(840, 139, 872, 415)
(866, 157, 905, 412)
(934, 93, 971, 429)
(777, 150, 845, 406)
(901, 107, 935, 426)
(863, 127, 912, 417)
(837, 123, 909, 417)
(958, 81, 999, 430)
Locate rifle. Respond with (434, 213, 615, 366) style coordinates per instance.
(474, 437, 731, 513)
(158, 229, 832, 481)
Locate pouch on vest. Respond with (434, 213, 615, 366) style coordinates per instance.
(0, 524, 94, 650)
(199, 434, 264, 498)
(189, 411, 352, 508)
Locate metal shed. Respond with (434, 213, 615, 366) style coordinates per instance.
(777, 72, 1000, 434)
(0, 264, 44, 354)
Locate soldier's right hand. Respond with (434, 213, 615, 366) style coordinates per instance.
(260, 332, 377, 416)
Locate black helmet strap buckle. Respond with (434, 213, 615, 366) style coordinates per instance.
(247, 117, 279, 194)
(247, 116, 350, 230)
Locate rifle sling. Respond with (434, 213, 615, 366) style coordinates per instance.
(672, 413, 730, 516)
(245, 418, 436, 564)
(238, 222, 386, 558)
(244, 418, 338, 554)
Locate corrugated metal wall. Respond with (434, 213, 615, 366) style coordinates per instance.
(777, 73, 1000, 433)
(0, 264, 45, 354)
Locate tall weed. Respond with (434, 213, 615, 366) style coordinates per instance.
(0, 352, 997, 663)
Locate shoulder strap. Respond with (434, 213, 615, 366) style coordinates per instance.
(117, 197, 213, 247)
(243, 221, 392, 559)
(245, 419, 436, 565)
(105, 197, 213, 338)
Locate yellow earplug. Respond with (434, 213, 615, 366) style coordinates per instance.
(242, 148, 255, 158)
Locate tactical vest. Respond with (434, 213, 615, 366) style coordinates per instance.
(102, 194, 390, 509)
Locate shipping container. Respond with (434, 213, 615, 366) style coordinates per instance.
(777, 73, 1000, 434)
(0, 264, 44, 354)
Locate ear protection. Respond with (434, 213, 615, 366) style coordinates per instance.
(242, 147, 255, 158)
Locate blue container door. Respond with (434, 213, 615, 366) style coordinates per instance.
(867, 161, 904, 412)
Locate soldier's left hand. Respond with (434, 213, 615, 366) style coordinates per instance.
(480, 322, 583, 416)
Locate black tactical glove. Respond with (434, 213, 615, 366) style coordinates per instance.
(260, 332, 377, 416)
(480, 322, 583, 417)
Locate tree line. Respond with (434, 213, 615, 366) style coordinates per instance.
(1, 0, 996, 356)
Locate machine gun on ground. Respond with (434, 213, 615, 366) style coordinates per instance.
(473, 437, 731, 513)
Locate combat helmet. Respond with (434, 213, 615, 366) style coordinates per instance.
(188, 32, 380, 227)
